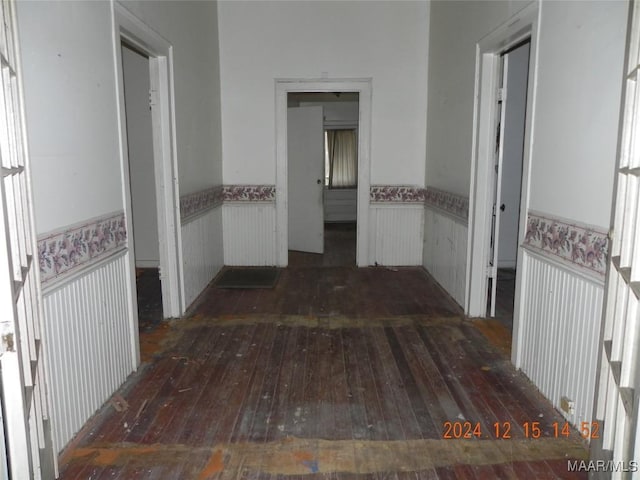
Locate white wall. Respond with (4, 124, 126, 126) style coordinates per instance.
(369, 205, 425, 266)
(182, 208, 223, 306)
(529, 1, 626, 228)
(426, 0, 524, 197)
(19, 0, 223, 229)
(426, 0, 626, 228)
(498, 42, 529, 269)
(423, 209, 467, 306)
(218, 1, 429, 185)
(122, 45, 160, 268)
(223, 203, 277, 266)
(122, 0, 223, 195)
(18, 0, 124, 233)
(424, 0, 628, 432)
(17, 0, 225, 453)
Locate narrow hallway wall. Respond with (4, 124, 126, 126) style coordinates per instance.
(17, 0, 224, 453)
(424, 0, 628, 431)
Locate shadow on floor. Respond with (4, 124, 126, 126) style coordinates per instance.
(136, 268, 163, 331)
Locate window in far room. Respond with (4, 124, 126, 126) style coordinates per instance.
(324, 128, 357, 188)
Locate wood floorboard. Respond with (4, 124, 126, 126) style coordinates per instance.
(329, 328, 353, 441)
(392, 327, 451, 431)
(351, 329, 388, 441)
(316, 328, 336, 440)
(178, 325, 248, 444)
(302, 328, 324, 440)
(456, 324, 559, 438)
(285, 327, 310, 439)
(166, 327, 235, 443)
(142, 326, 227, 444)
(249, 325, 290, 442)
(363, 329, 401, 440)
(263, 325, 297, 442)
(438, 328, 523, 436)
(369, 327, 422, 440)
(217, 324, 269, 443)
(384, 327, 439, 439)
(58, 266, 589, 480)
(342, 329, 375, 440)
(433, 466, 458, 480)
(414, 470, 440, 480)
(414, 326, 493, 435)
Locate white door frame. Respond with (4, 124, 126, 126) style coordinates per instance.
(466, 3, 539, 364)
(275, 79, 372, 267)
(112, 4, 184, 338)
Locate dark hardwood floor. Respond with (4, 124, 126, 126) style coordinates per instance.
(58, 230, 587, 479)
(289, 222, 357, 267)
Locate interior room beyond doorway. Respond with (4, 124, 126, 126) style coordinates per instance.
(287, 92, 359, 267)
(486, 40, 530, 337)
(121, 42, 163, 333)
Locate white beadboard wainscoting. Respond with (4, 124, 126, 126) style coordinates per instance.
(368, 204, 424, 266)
(422, 207, 468, 306)
(42, 250, 134, 454)
(223, 202, 277, 266)
(181, 206, 223, 308)
(37, 212, 135, 454)
(324, 188, 357, 222)
(516, 247, 604, 429)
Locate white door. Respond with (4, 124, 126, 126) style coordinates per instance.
(592, 2, 640, 473)
(288, 106, 324, 254)
(0, 1, 56, 478)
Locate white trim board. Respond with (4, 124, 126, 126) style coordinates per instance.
(465, 2, 539, 366)
(275, 79, 372, 267)
(112, 3, 185, 367)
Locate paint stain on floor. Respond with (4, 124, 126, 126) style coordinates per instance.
(139, 320, 174, 363)
(198, 449, 225, 479)
(472, 318, 513, 357)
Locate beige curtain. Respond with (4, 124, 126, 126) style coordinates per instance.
(327, 129, 357, 188)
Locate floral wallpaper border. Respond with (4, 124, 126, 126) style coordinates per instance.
(423, 187, 469, 221)
(179, 185, 276, 224)
(223, 185, 276, 202)
(180, 185, 224, 224)
(523, 211, 609, 277)
(38, 211, 127, 285)
(369, 185, 425, 204)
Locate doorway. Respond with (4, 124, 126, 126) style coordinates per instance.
(113, 4, 185, 359)
(487, 40, 531, 330)
(275, 79, 372, 267)
(121, 42, 163, 331)
(287, 92, 360, 267)
(466, 3, 538, 365)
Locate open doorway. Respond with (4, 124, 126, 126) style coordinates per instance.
(286, 92, 360, 267)
(487, 40, 531, 331)
(113, 4, 185, 368)
(275, 79, 372, 267)
(466, 4, 538, 365)
(121, 42, 163, 331)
